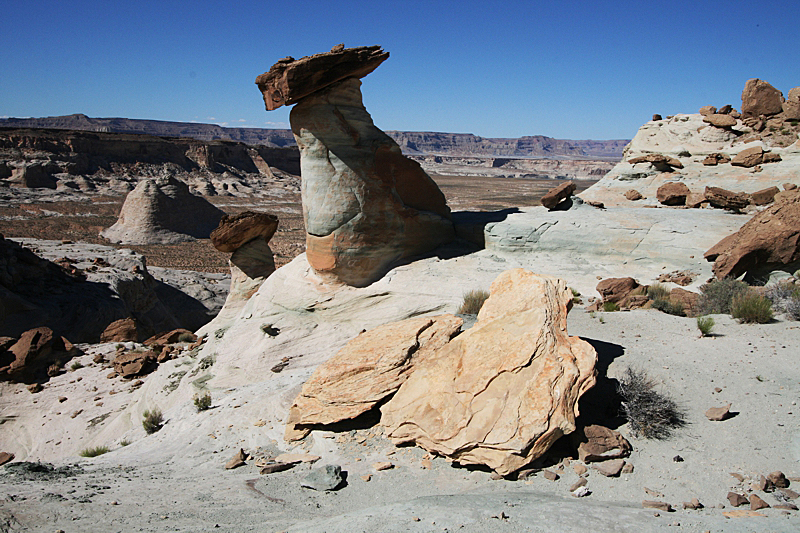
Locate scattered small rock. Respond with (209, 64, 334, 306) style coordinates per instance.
(621, 462, 634, 474)
(767, 471, 789, 489)
(705, 404, 731, 421)
(0, 452, 14, 466)
(572, 462, 588, 476)
(225, 449, 248, 470)
(58, 397, 67, 403)
(749, 494, 770, 510)
(592, 459, 625, 477)
(644, 488, 664, 498)
(301, 465, 344, 491)
(683, 498, 703, 510)
(258, 462, 295, 475)
(572, 486, 590, 498)
(274, 453, 320, 464)
(642, 500, 673, 512)
(372, 462, 394, 471)
(361, 474, 371, 482)
(672, 455, 684, 463)
(727, 492, 749, 507)
(543, 469, 559, 481)
(569, 478, 587, 492)
(27, 383, 42, 393)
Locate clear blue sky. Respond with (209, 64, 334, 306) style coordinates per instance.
(2, 0, 799, 140)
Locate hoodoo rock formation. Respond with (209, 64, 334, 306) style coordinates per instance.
(380, 269, 597, 476)
(256, 45, 455, 286)
(207, 212, 279, 326)
(101, 175, 225, 245)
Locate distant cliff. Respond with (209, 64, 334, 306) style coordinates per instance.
(1, 114, 627, 160)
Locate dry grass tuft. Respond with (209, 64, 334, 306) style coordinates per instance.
(458, 289, 490, 315)
(617, 367, 686, 439)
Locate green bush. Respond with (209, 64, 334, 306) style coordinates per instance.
(193, 392, 212, 412)
(731, 291, 773, 323)
(602, 301, 620, 312)
(696, 278, 750, 315)
(646, 283, 670, 301)
(617, 367, 686, 439)
(177, 332, 195, 343)
(70, 361, 84, 371)
(119, 439, 131, 447)
(651, 298, 685, 316)
(142, 408, 163, 434)
(79, 445, 109, 458)
(459, 289, 490, 315)
(570, 287, 581, 304)
(696, 316, 715, 336)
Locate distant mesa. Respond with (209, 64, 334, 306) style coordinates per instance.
(101, 175, 225, 245)
(256, 45, 454, 286)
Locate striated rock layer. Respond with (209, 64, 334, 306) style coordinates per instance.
(285, 314, 463, 441)
(288, 77, 454, 286)
(380, 269, 597, 476)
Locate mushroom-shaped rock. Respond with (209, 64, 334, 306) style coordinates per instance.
(285, 314, 463, 441)
(705, 190, 800, 279)
(101, 176, 225, 244)
(741, 79, 784, 117)
(257, 46, 454, 286)
(255, 45, 389, 111)
(380, 269, 597, 476)
(210, 212, 278, 253)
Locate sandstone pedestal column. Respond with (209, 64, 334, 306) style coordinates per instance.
(256, 45, 454, 286)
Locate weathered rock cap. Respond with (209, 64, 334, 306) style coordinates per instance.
(210, 211, 279, 253)
(256, 45, 389, 111)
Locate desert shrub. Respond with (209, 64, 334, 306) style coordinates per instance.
(602, 301, 619, 312)
(459, 289, 490, 315)
(765, 281, 800, 320)
(646, 283, 670, 301)
(119, 439, 131, 447)
(177, 332, 195, 343)
(730, 291, 773, 323)
(194, 392, 212, 412)
(696, 278, 750, 315)
(617, 367, 686, 439)
(696, 316, 715, 336)
(142, 408, 163, 434)
(651, 298, 685, 316)
(570, 287, 581, 304)
(70, 361, 84, 371)
(79, 445, 109, 458)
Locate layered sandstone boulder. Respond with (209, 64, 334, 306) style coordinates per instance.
(705, 186, 750, 211)
(0, 327, 80, 383)
(256, 45, 454, 286)
(380, 269, 597, 476)
(705, 190, 800, 279)
(285, 314, 463, 441)
(101, 176, 225, 245)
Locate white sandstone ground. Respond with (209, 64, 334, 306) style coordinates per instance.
(1, 227, 798, 531)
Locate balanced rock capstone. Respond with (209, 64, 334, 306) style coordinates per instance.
(256, 46, 454, 286)
(380, 269, 597, 476)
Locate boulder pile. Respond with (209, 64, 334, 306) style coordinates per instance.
(285, 269, 597, 476)
(256, 45, 454, 286)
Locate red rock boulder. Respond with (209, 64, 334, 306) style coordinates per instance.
(705, 186, 750, 211)
(657, 182, 691, 206)
(541, 181, 576, 209)
(100, 318, 138, 343)
(705, 190, 800, 279)
(596, 277, 641, 305)
(741, 79, 784, 117)
(0, 327, 79, 382)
